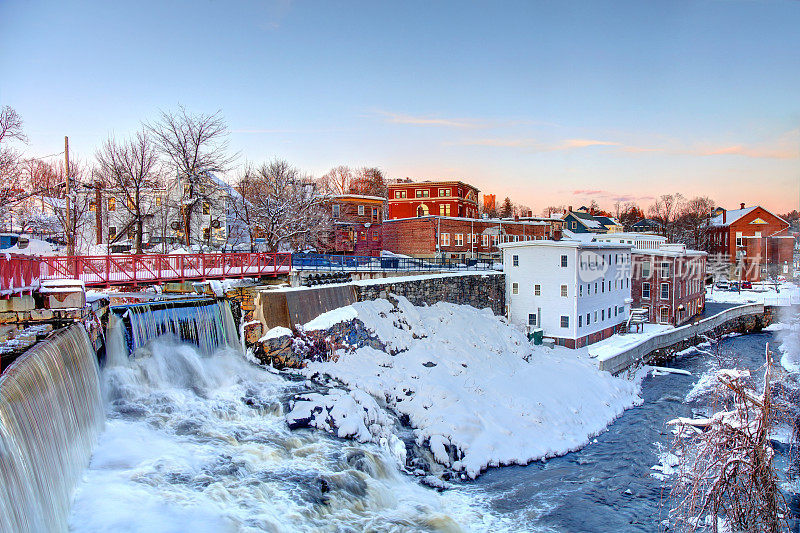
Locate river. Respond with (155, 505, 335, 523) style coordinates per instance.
(67, 310, 798, 532)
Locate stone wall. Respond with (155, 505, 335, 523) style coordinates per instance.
(353, 272, 505, 316)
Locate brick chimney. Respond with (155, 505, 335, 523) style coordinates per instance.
(590, 206, 595, 215)
(722, 209, 727, 224)
(553, 228, 562, 241)
(568, 205, 573, 213)
(740, 202, 745, 210)
(514, 215, 519, 222)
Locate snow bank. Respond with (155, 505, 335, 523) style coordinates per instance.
(259, 326, 292, 342)
(777, 311, 800, 373)
(706, 283, 800, 306)
(302, 306, 358, 331)
(301, 296, 642, 478)
(3, 238, 57, 256)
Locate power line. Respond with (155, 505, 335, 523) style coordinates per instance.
(22, 150, 65, 161)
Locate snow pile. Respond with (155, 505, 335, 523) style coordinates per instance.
(259, 326, 292, 342)
(777, 311, 800, 373)
(301, 296, 643, 478)
(706, 283, 800, 306)
(3, 237, 57, 256)
(302, 306, 358, 331)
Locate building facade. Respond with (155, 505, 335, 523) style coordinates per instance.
(500, 240, 633, 348)
(324, 194, 385, 256)
(630, 244, 707, 326)
(387, 180, 479, 220)
(595, 232, 667, 250)
(706, 204, 790, 281)
(382, 216, 550, 260)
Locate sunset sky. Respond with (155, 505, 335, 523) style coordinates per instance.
(1, 0, 798, 214)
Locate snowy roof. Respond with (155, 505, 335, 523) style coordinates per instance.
(562, 229, 597, 243)
(594, 232, 667, 242)
(566, 211, 605, 229)
(385, 215, 547, 226)
(709, 206, 756, 227)
(498, 239, 632, 250)
(331, 194, 386, 202)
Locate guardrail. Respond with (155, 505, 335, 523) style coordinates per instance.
(596, 303, 766, 374)
(292, 253, 497, 272)
(0, 254, 41, 296)
(40, 252, 292, 287)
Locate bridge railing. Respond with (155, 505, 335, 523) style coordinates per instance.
(40, 252, 292, 287)
(291, 253, 497, 272)
(0, 254, 41, 295)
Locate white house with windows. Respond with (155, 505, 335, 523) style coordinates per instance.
(594, 232, 667, 251)
(500, 240, 633, 348)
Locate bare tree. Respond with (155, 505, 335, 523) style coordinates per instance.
(320, 165, 353, 195)
(676, 196, 715, 250)
(96, 129, 162, 253)
(648, 193, 685, 241)
(234, 159, 330, 252)
(0, 106, 28, 224)
(541, 205, 566, 217)
(147, 106, 236, 245)
(350, 167, 387, 197)
(667, 346, 787, 532)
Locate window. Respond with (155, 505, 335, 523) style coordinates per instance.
(107, 197, 116, 211)
(601, 282, 605, 293)
(560, 255, 568, 267)
(595, 282, 598, 293)
(560, 316, 569, 328)
(736, 231, 742, 247)
(660, 307, 670, 324)
(579, 285, 583, 297)
(614, 307, 618, 317)
(578, 315, 582, 327)
(512, 255, 519, 267)
(372, 207, 378, 221)
(359, 232, 366, 241)
(358, 205, 365, 216)
(202, 227, 210, 241)
(641, 261, 651, 279)
(127, 198, 134, 210)
(455, 234, 464, 246)
(439, 204, 451, 216)
(594, 310, 598, 322)
(417, 205, 429, 216)
(482, 234, 489, 247)
(438, 188, 450, 197)
(415, 189, 430, 198)
(642, 306, 650, 320)
(512, 282, 519, 295)
(534, 284, 541, 296)
(127, 229, 135, 241)
(440, 233, 450, 247)
(108, 226, 116, 240)
(491, 235, 499, 247)
(660, 262, 670, 278)
(642, 282, 651, 299)
(560, 285, 568, 297)
(660, 282, 670, 300)
(332, 204, 340, 218)
(608, 307, 612, 319)
(89, 201, 96, 212)
(528, 313, 537, 326)
(571, 221, 577, 229)
(586, 313, 591, 325)
(395, 190, 406, 199)
(155, 196, 162, 207)
(601, 309, 605, 321)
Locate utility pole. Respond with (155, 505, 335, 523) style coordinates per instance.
(65, 136, 73, 255)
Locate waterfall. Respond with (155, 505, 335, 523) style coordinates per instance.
(0, 325, 104, 533)
(110, 298, 239, 358)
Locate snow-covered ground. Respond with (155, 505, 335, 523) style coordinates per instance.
(773, 310, 800, 373)
(291, 296, 643, 479)
(588, 323, 674, 363)
(706, 282, 800, 306)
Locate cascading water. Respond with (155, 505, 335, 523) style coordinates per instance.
(67, 299, 503, 532)
(112, 298, 239, 357)
(0, 325, 104, 533)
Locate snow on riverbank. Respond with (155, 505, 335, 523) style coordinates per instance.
(706, 282, 800, 306)
(297, 296, 643, 479)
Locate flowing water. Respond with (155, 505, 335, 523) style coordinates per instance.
(68, 301, 505, 532)
(0, 325, 104, 533)
(3, 298, 794, 532)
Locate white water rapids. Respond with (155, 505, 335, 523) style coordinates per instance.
(65, 304, 505, 532)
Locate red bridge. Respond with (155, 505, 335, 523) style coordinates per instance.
(1, 252, 292, 293)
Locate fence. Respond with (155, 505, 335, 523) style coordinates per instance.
(291, 253, 497, 272)
(40, 252, 292, 287)
(0, 254, 41, 295)
(596, 303, 766, 374)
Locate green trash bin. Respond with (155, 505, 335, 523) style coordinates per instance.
(530, 328, 543, 345)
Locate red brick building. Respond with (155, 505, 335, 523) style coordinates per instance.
(706, 204, 790, 281)
(631, 244, 707, 326)
(322, 194, 385, 256)
(387, 180, 479, 220)
(382, 216, 550, 260)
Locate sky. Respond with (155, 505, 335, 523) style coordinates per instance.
(1, 0, 799, 215)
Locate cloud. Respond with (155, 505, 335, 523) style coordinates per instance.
(685, 144, 798, 160)
(446, 137, 621, 152)
(377, 111, 488, 129)
(569, 189, 654, 203)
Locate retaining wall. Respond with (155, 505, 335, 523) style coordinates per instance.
(597, 303, 775, 374)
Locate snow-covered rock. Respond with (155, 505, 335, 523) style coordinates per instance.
(300, 296, 643, 478)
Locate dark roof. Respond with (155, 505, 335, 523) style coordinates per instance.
(594, 216, 618, 226)
(571, 211, 596, 220)
(632, 218, 662, 227)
